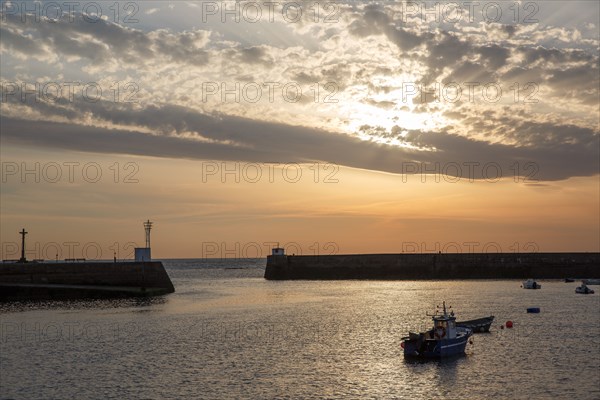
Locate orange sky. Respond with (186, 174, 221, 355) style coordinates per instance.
(1, 2, 598, 259)
(1, 143, 598, 260)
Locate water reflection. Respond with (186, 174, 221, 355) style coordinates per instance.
(1, 261, 599, 399)
(0, 295, 168, 313)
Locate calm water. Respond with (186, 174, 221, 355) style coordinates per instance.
(1, 259, 599, 399)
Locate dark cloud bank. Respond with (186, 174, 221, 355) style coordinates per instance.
(1, 7, 599, 181)
(2, 101, 598, 181)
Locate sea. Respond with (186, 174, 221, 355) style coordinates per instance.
(1, 259, 599, 400)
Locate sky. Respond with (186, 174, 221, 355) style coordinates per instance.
(0, 0, 599, 259)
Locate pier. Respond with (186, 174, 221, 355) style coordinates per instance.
(0, 221, 175, 301)
(265, 252, 600, 280)
(0, 261, 174, 301)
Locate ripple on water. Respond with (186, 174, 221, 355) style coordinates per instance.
(1, 264, 599, 399)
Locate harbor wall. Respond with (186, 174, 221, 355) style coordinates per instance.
(265, 253, 600, 280)
(0, 261, 175, 300)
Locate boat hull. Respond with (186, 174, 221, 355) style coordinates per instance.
(583, 279, 600, 285)
(523, 279, 541, 289)
(456, 316, 494, 333)
(403, 332, 471, 358)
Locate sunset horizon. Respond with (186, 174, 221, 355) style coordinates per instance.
(2, 1, 598, 260)
(1, 2, 599, 399)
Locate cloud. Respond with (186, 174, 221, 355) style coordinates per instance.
(348, 3, 428, 51)
(0, 12, 210, 67)
(2, 100, 598, 181)
(1, 4, 598, 183)
(224, 46, 273, 66)
(424, 31, 472, 82)
(0, 24, 46, 58)
(476, 44, 510, 69)
(442, 61, 497, 84)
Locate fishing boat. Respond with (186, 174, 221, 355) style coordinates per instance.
(522, 279, 541, 289)
(456, 316, 494, 333)
(575, 284, 595, 294)
(401, 302, 472, 358)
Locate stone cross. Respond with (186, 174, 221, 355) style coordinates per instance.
(19, 228, 28, 263)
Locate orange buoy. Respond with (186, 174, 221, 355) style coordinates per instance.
(506, 321, 513, 328)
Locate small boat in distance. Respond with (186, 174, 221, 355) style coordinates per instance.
(564, 278, 575, 282)
(522, 279, 541, 289)
(582, 279, 600, 285)
(457, 316, 495, 333)
(575, 284, 595, 294)
(401, 302, 472, 358)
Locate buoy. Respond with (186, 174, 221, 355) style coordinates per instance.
(506, 321, 513, 328)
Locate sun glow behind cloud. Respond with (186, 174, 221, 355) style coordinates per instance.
(341, 72, 449, 136)
(0, 1, 598, 254)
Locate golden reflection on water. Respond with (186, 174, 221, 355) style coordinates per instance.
(2, 263, 599, 399)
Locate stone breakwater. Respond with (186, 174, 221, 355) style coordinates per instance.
(265, 253, 600, 280)
(0, 261, 175, 301)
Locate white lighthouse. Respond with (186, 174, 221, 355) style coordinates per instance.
(134, 220, 153, 261)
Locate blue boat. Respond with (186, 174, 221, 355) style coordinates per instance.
(402, 302, 473, 358)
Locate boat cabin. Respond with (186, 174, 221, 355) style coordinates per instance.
(432, 315, 457, 340)
(428, 302, 458, 340)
